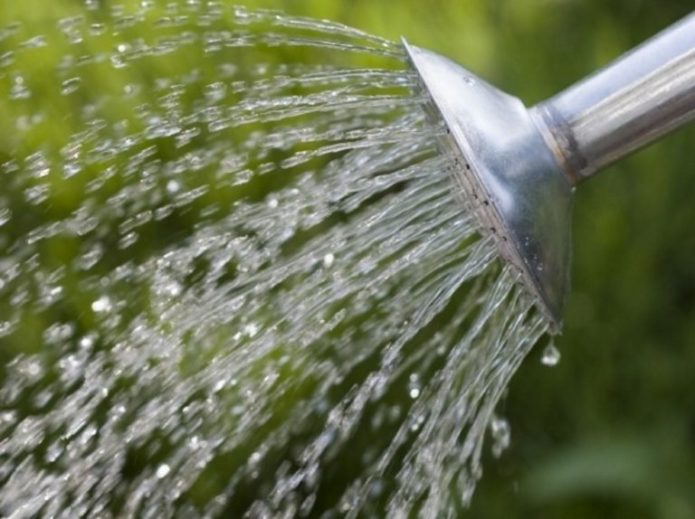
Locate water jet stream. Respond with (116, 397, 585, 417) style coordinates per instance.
(0, 4, 552, 517)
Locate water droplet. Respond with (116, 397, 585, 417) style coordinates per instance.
(44, 322, 75, 344)
(10, 75, 31, 100)
(408, 373, 421, 399)
(118, 231, 139, 249)
(541, 342, 561, 367)
(20, 35, 47, 49)
(166, 180, 181, 194)
(188, 435, 201, 450)
(79, 334, 97, 350)
(0, 321, 14, 337)
(61, 77, 81, 95)
(249, 451, 261, 465)
(78, 245, 103, 270)
(19, 359, 44, 381)
(89, 22, 106, 36)
(0, 411, 17, 426)
(156, 464, 171, 478)
(0, 51, 14, 68)
(0, 208, 11, 227)
(234, 6, 253, 24)
(123, 83, 138, 96)
(111, 54, 126, 69)
(91, 296, 112, 313)
(244, 323, 259, 338)
(490, 415, 511, 458)
(46, 442, 64, 463)
(164, 281, 182, 297)
(63, 162, 81, 178)
(409, 414, 425, 432)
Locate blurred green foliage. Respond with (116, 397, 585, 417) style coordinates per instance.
(1, 0, 694, 517)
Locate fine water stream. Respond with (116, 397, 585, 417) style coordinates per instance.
(0, 4, 554, 517)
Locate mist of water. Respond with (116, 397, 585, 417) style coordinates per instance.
(0, 4, 552, 517)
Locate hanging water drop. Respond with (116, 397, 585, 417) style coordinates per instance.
(541, 341, 561, 367)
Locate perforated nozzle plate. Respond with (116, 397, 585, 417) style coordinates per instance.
(402, 39, 575, 329)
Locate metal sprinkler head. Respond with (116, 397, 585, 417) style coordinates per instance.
(403, 40, 573, 328)
(402, 12, 695, 329)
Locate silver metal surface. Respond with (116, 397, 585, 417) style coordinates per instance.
(403, 13, 695, 327)
(403, 42, 574, 328)
(534, 12, 695, 183)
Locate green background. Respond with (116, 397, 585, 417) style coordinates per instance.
(2, 0, 695, 517)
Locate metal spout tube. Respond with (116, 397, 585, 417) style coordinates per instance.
(533, 13, 695, 184)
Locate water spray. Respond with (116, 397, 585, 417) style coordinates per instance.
(404, 13, 695, 328)
(1, 5, 693, 515)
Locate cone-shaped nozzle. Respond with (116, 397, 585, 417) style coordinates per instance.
(403, 40, 574, 328)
